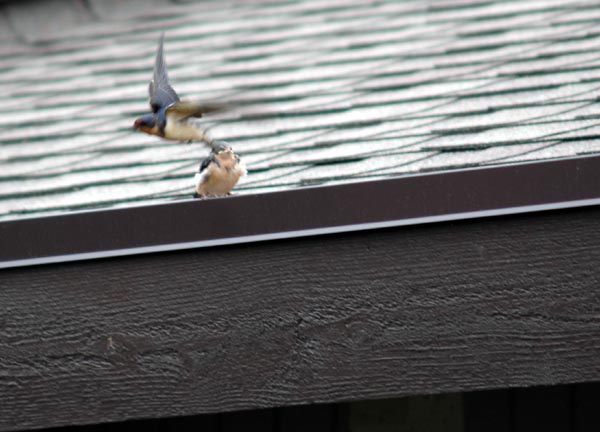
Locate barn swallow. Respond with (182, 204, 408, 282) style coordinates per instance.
(133, 33, 223, 143)
(194, 141, 247, 198)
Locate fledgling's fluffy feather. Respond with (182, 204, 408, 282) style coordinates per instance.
(194, 142, 246, 198)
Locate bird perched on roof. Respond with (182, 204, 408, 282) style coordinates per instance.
(133, 33, 223, 143)
(194, 141, 247, 198)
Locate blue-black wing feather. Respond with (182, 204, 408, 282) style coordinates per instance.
(149, 33, 179, 113)
(198, 155, 214, 173)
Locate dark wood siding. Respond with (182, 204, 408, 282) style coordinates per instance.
(2, 207, 600, 430)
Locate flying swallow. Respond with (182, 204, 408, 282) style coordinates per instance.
(194, 141, 247, 198)
(133, 33, 223, 143)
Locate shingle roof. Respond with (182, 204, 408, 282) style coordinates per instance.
(1, 0, 600, 220)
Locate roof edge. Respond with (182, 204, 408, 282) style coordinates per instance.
(3, 155, 600, 269)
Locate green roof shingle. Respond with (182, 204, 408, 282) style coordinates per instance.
(1, 0, 600, 219)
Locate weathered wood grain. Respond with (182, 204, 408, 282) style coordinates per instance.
(2, 207, 600, 430)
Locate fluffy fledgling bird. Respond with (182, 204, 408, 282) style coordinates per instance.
(133, 33, 222, 143)
(194, 141, 247, 198)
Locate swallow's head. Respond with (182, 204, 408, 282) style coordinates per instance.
(212, 140, 239, 168)
(133, 114, 160, 135)
(212, 140, 234, 155)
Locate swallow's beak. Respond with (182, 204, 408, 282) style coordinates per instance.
(133, 118, 141, 131)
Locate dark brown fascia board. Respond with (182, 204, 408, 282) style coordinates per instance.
(2, 154, 600, 269)
(3, 202, 600, 430)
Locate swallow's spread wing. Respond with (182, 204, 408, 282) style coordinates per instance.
(149, 33, 179, 112)
(166, 100, 226, 121)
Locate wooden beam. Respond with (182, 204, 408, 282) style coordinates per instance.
(1, 206, 600, 430)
